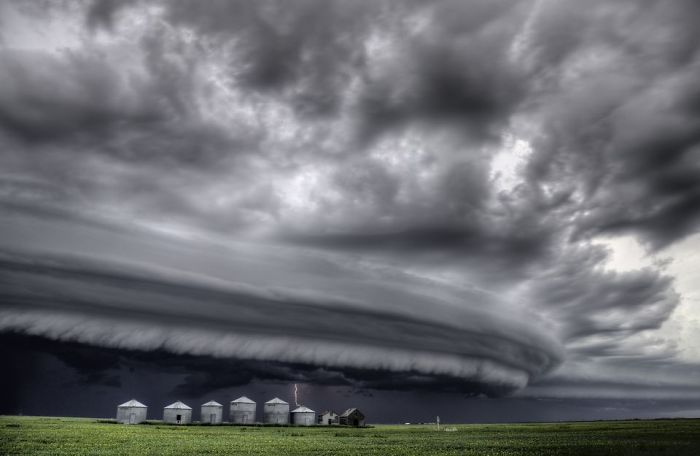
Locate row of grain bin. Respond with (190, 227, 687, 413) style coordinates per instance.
(231, 397, 317, 425)
(116, 397, 318, 425)
(251, 397, 316, 425)
(116, 399, 207, 424)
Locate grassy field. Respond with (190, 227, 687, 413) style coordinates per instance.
(1, 416, 699, 455)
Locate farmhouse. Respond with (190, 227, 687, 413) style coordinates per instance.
(339, 408, 365, 426)
(163, 401, 192, 424)
(200, 400, 223, 424)
(291, 406, 316, 426)
(317, 410, 338, 425)
(263, 397, 289, 424)
(230, 396, 256, 424)
(116, 399, 147, 424)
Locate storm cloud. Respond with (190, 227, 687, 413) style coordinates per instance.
(1, 0, 700, 417)
(0, 212, 561, 395)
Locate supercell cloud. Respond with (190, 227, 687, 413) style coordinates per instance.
(1, 0, 700, 407)
(0, 214, 562, 395)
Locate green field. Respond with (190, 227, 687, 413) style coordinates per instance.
(1, 416, 699, 455)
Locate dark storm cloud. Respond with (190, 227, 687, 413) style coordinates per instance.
(522, 245, 679, 343)
(160, 0, 531, 143)
(2, 0, 533, 240)
(1, 0, 700, 405)
(166, 0, 370, 94)
(0, 44, 247, 169)
(355, 0, 530, 143)
(0, 48, 159, 143)
(523, 351, 700, 401)
(522, 0, 700, 249)
(0, 0, 545, 261)
(0, 215, 563, 396)
(0, 333, 513, 398)
(284, 224, 553, 284)
(86, 0, 135, 30)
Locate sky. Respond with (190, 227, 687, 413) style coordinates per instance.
(1, 0, 700, 423)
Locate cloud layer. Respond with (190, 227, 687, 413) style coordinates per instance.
(0, 0, 699, 400)
(0, 215, 561, 395)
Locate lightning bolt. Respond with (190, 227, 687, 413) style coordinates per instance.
(294, 383, 300, 406)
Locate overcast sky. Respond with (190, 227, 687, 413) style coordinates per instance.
(2, 0, 700, 423)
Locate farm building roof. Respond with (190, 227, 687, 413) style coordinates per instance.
(231, 396, 255, 404)
(291, 406, 315, 413)
(164, 401, 192, 410)
(118, 399, 147, 408)
(201, 401, 222, 407)
(340, 408, 363, 417)
(265, 397, 288, 405)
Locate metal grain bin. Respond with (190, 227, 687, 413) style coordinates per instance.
(200, 400, 223, 424)
(163, 401, 192, 424)
(116, 399, 147, 424)
(291, 406, 316, 426)
(230, 396, 256, 424)
(263, 397, 289, 424)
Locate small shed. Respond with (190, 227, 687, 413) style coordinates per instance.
(291, 406, 316, 426)
(263, 397, 289, 424)
(200, 400, 223, 424)
(163, 401, 192, 424)
(317, 410, 338, 425)
(339, 408, 365, 426)
(230, 396, 257, 424)
(116, 399, 147, 424)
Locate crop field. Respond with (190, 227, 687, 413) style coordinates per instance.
(1, 416, 699, 455)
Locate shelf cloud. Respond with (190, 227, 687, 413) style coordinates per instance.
(1, 0, 700, 415)
(0, 214, 562, 395)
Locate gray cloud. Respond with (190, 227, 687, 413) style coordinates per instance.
(0, 214, 562, 395)
(1, 0, 699, 407)
(522, 0, 700, 249)
(522, 244, 679, 343)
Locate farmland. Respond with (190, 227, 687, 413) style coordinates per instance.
(1, 416, 699, 455)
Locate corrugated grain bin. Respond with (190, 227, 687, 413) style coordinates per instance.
(201, 400, 223, 424)
(163, 401, 192, 424)
(116, 399, 147, 424)
(263, 397, 289, 424)
(291, 406, 316, 426)
(230, 396, 256, 424)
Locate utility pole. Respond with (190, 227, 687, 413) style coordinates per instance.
(437, 415, 440, 431)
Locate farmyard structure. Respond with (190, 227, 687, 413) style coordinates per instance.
(115, 397, 364, 426)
